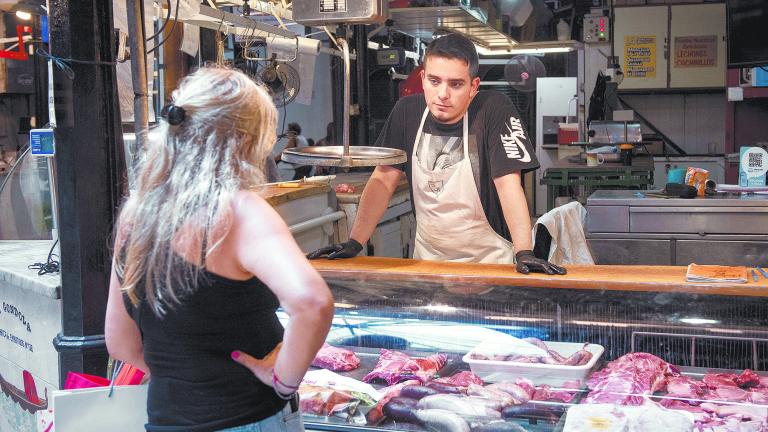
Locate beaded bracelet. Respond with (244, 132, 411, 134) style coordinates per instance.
(272, 368, 299, 400)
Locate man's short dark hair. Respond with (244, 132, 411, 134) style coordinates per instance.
(288, 122, 301, 134)
(424, 33, 479, 78)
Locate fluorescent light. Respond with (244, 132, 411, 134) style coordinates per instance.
(476, 40, 583, 56)
(476, 46, 573, 56)
(680, 318, 719, 325)
(484, 315, 554, 323)
(420, 304, 458, 313)
(16, 11, 32, 20)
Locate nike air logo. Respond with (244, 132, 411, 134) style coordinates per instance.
(501, 117, 531, 162)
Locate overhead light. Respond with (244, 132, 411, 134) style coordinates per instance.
(680, 318, 719, 325)
(12, 1, 45, 20)
(476, 40, 583, 56)
(419, 304, 458, 313)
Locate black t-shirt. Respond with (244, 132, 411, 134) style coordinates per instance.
(375, 91, 539, 241)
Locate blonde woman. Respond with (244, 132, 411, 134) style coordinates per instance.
(105, 68, 333, 432)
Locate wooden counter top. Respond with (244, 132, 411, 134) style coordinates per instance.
(312, 257, 768, 298)
(262, 183, 330, 207)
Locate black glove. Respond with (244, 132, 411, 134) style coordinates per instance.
(306, 239, 363, 260)
(515, 250, 567, 275)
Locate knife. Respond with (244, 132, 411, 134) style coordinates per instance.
(752, 269, 759, 283)
(757, 267, 768, 280)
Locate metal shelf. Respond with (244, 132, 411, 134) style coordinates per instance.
(389, 6, 518, 49)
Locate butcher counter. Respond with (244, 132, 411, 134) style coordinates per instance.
(301, 257, 768, 431)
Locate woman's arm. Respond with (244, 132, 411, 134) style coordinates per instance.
(105, 263, 151, 374)
(105, 224, 150, 374)
(230, 191, 334, 389)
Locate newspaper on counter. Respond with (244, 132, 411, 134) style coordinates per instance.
(686, 264, 748, 284)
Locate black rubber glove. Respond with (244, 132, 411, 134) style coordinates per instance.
(306, 239, 363, 260)
(515, 250, 567, 275)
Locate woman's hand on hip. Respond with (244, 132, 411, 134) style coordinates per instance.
(231, 342, 282, 387)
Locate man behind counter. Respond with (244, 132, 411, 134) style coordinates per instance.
(309, 33, 565, 275)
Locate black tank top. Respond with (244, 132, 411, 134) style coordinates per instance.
(123, 267, 286, 431)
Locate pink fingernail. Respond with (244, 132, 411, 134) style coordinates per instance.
(231, 351, 240, 360)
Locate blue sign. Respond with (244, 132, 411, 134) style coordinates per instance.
(42, 15, 48, 44)
(30, 129, 55, 157)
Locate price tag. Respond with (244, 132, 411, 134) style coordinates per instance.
(30, 128, 55, 157)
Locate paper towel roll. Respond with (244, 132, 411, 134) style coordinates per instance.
(298, 37, 321, 55)
(267, 36, 320, 59)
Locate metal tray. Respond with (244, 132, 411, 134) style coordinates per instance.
(282, 146, 407, 167)
(303, 346, 579, 432)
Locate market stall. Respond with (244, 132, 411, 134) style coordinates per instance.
(298, 257, 768, 431)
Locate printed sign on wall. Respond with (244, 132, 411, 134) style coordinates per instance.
(624, 35, 657, 78)
(674, 35, 717, 68)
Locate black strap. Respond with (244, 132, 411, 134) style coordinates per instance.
(467, 134, 482, 195)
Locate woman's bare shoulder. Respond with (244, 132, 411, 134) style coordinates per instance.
(231, 190, 286, 233)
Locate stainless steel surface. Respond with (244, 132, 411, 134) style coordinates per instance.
(587, 232, 768, 240)
(587, 189, 768, 207)
(288, 211, 346, 235)
(676, 240, 768, 266)
(282, 146, 407, 167)
(587, 121, 642, 144)
(629, 206, 768, 235)
(292, 0, 387, 25)
(281, 39, 407, 168)
(587, 239, 673, 265)
(586, 189, 768, 265)
(585, 205, 629, 233)
(185, 5, 298, 39)
(342, 38, 350, 161)
(389, 6, 518, 49)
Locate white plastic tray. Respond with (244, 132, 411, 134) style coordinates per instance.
(462, 341, 605, 387)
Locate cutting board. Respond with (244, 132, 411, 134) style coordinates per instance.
(261, 183, 330, 207)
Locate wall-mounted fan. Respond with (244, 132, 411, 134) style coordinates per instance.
(504, 55, 547, 92)
(260, 58, 300, 107)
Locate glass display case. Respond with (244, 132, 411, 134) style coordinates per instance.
(0, 148, 54, 240)
(298, 258, 768, 431)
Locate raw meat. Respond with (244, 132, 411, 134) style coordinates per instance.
(703, 370, 761, 390)
(701, 403, 768, 422)
(532, 384, 577, 403)
(736, 370, 761, 388)
(514, 378, 537, 399)
(585, 353, 678, 405)
(471, 338, 594, 366)
(366, 379, 420, 424)
(433, 371, 484, 388)
(662, 375, 709, 407)
(298, 385, 356, 416)
(703, 374, 739, 389)
(311, 343, 360, 372)
(712, 386, 750, 403)
(362, 350, 447, 385)
(334, 183, 356, 194)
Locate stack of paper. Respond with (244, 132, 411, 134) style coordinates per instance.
(686, 264, 748, 283)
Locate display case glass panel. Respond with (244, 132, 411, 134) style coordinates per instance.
(296, 260, 768, 431)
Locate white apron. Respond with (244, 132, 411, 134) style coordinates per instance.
(412, 108, 516, 264)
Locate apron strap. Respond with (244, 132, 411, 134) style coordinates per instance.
(467, 125, 481, 197)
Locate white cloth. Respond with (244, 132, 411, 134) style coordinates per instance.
(533, 201, 594, 265)
(412, 108, 515, 264)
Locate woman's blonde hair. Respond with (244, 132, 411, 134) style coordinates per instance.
(115, 67, 277, 316)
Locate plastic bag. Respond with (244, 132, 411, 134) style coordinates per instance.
(685, 167, 709, 197)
